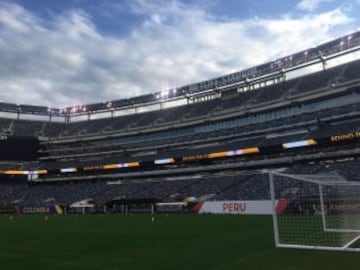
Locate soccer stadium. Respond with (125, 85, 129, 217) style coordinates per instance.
(0, 29, 360, 269)
(1, 3, 360, 269)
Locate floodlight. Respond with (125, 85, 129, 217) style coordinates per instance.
(161, 90, 168, 98)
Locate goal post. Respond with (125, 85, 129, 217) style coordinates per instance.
(320, 182, 360, 234)
(269, 170, 360, 252)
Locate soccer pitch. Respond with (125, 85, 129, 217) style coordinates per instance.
(0, 214, 359, 270)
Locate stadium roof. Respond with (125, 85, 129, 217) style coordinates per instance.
(1, 30, 360, 117)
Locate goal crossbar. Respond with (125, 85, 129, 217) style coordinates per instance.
(270, 171, 360, 185)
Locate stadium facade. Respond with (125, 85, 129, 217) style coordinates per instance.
(0, 31, 359, 214)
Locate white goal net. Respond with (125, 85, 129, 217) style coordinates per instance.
(269, 171, 360, 252)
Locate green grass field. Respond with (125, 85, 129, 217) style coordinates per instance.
(0, 214, 359, 270)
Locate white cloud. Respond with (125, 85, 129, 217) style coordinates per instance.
(296, 0, 334, 12)
(0, 1, 355, 108)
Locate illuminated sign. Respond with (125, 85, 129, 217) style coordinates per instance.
(330, 132, 360, 142)
(103, 162, 140, 170)
(183, 147, 260, 161)
(1, 170, 48, 175)
(187, 67, 258, 93)
(2, 170, 25, 175)
(103, 164, 119, 170)
(83, 165, 102, 171)
(182, 154, 210, 162)
(282, 139, 317, 149)
(60, 168, 78, 173)
(154, 158, 175, 165)
(209, 152, 228, 159)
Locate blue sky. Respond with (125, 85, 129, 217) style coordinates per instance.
(0, 0, 359, 108)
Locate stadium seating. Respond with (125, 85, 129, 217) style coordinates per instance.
(1, 59, 357, 139)
(0, 52, 360, 210)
